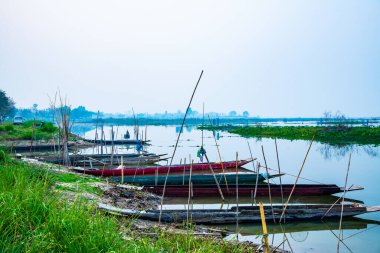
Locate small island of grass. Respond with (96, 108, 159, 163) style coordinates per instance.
(203, 125, 380, 145)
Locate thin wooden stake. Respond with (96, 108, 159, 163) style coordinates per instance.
(204, 153, 225, 201)
(186, 159, 193, 252)
(208, 116, 229, 191)
(235, 152, 239, 241)
(274, 138, 284, 205)
(261, 145, 276, 223)
(145, 124, 147, 141)
(121, 156, 124, 184)
(182, 158, 186, 185)
(321, 184, 354, 220)
(253, 162, 260, 202)
(201, 103, 204, 148)
(101, 124, 104, 155)
(159, 70, 204, 224)
(280, 135, 315, 222)
(337, 153, 352, 253)
(247, 141, 256, 173)
(111, 126, 114, 165)
(259, 202, 270, 253)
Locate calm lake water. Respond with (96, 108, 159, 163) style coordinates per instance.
(73, 124, 380, 253)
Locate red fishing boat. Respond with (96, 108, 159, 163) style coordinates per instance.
(72, 158, 254, 177)
(145, 184, 364, 197)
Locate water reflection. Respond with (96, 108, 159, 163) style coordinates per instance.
(71, 124, 97, 137)
(224, 218, 380, 236)
(175, 125, 197, 133)
(317, 144, 379, 160)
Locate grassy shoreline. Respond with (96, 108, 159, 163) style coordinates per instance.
(204, 125, 380, 145)
(0, 120, 57, 141)
(0, 152, 253, 252)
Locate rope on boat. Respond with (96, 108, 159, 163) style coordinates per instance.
(259, 165, 327, 185)
(321, 184, 354, 220)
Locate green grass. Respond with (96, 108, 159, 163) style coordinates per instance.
(204, 125, 380, 145)
(0, 120, 58, 141)
(0, 153, 253, 252)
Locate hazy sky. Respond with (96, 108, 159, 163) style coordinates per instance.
(1, 0, 379, 117)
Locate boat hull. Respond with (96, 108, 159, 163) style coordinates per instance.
(146, 184, 363, 197)
(73, 159, 253, 176)
(109, 172, 281, 186)
(98, 203, 380, 224)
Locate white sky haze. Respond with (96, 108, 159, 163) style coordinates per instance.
(1, 0, 379, 117)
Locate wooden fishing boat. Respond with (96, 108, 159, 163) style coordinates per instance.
(39, 153, 167, 166)
(162, 194, 365, 205)
(72, 159, 253, 176)
(98, 203, 380, 224)
(83, 138, 150, 145)
(145, 184, 364, 197)
(4, 143, 77, 152)
(109, 172, 283, 186)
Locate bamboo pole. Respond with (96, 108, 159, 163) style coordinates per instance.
(111, 126, 114, 165)
(274, 139, 284, 205)
(94, 110, 100, 154)
(261, 145, 276, 223)
(182, 158, 186, 185)
(321, 184, 354, 220)
(208, 116, 229, 191)
(235, 152, 239, 241)
(159, 70, 203, 224)
(259, 202, 270, 253)
(121, 156, 124, 184)
(247, 141, 256, 173)
(201, 103, 204, 148)
(253, 162, 260, 202)
(337, 153, 352, 253)
(186, 159, 193, 252)
(280, 135, 315, 223)
(145, 124, 147, 141)
(101, 124, 104, 155)
(204, 153, 225, 201)
(278, 224, 294, 253)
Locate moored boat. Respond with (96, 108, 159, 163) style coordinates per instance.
(146, 184, 364, 197)
(109, 172, 283, 186)
(98, 203, 380, 224)
(41, 153, 166, 166)
(72, 159, 254, 176)
(83, 138, 150, 145)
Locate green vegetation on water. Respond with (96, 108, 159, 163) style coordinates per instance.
(0, 150, 251, 252)
(204, 125, 380, 145)
(0, 120, 58, 141)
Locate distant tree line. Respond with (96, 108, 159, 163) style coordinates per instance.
(15, 106, 97, 122)
(0, 90, 16, 123)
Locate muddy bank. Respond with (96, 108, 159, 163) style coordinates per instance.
(20, 158, 286, 252)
